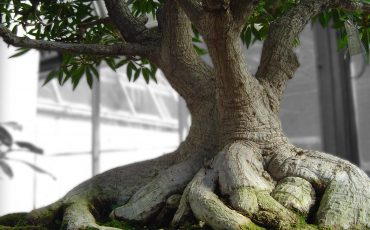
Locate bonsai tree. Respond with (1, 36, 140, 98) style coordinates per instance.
(0, 0, 369, 229)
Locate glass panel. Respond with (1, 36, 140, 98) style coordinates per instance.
(37, 79, 58, 103)
(126, 86, 158, 116)
(99, 68, 131, 112)
(58, 77, 92, 107)
(158, 94, 178, 119)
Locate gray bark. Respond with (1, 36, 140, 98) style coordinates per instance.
(0, 0, 369, 229)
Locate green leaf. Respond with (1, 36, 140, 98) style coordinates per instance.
(133, 68, 141, 82)
(116, 59, 128, 69)
(293, 37, 301, 47)
(127, 62, 135, 81)
(241, 26, 253, 47)
(193, 45, 207, 55)
(85, 66, 93, 89)
(58, 70, 65, 85)
(43, 70, 58, 86)
(72, 65, 85, 90)
(90, 65, 100, 80)
(62, 68, 72, 85)
(251, 25, 262, 41)
(11, 25, 18, 34)
(150, 73, 157, 83)
(105, 58, 116, 72)
(9, 48, 30, 58)
(318, 12, 331, 27)
(62, 53, 73, 64)
(142, 67, 150, 84)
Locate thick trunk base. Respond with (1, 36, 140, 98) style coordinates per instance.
(1, 140, 369, 230)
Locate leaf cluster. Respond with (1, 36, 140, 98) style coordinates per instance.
(314, 8, 369, 60)
(1, 0, 369, 88)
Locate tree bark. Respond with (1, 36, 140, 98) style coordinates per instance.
(0, 0, 369, 229)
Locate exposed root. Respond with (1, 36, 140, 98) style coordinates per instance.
(214, 142, 275, 194)
(2, 142, 369, 230)
(271, 177, 316, 216)
(229, 187, 259, 215)
(111, 155, 203, 222)
(173, 142, 313, 229)
(268, 146, 370, 229)
(0, 213, 29, 227)
(211, 142, 300, 229)
(251, 190, 298, 228)
(0, 152, 179, 229)
(187, 168, 260, 230)
(155, 194, 182, 225)
(110, 141, 341, 229)
(316, 172, 370, 229)
(25, 200, 64, 228)
(61, 200, 121, 230)
(171, 184, 191, 226)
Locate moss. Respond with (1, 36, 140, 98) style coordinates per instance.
(0, 213, 28, 227)
(0, 225, 47, 230)
(241, 222, 265, 230)
(98, 219, 212, 230)
(290, 215, 318, 229)
(100, 219, 136, 230)
(0, 213, 49, 230)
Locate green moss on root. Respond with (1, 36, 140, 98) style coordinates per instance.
(0, 226, 47, 230)
(0, 213, 50, 230)
(100, 220, 136, 230)
(0, 213, 28, 227)
(98, 219, 212, 230)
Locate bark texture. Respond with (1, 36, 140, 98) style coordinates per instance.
(0, 0, 369, 229)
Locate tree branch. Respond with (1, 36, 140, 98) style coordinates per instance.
(176, 0, 204, 30)
(155, 1, 214, 108)
(103, 0, 159, 43)
(230, 0, 258, 29)
(256, 0, 368, 111)
(333, 0, 370, 14)
(0, 24, 155, 56)
(255, 0, 331, 110)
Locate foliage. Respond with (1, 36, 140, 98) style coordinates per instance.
(0, 0, 369, 88)
(0, 122, 55, 179)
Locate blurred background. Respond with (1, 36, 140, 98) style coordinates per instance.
(0, 18, 369, 215)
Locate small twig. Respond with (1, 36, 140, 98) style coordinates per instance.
(0, 24, 155, 56)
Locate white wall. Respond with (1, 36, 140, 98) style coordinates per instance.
(33, 114, 178, 208)
(0, 39, 40, 215)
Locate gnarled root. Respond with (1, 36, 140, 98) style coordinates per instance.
(0, 151, 179, 230)
(111, 154, 203, 221)
(111, 141, 369, 229)
(61, 200, 122, 230)
(2, 141, 369, 230)
(187, 168, 259, 230)
(182, 142, 306, 230)
(271, 177, 316, 216)
(268, 146, 370, 229)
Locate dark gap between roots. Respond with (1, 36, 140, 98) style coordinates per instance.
(306, 189, 324, 225)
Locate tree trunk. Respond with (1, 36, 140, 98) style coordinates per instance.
(1, 1, 369, 230)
